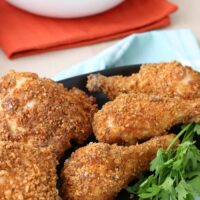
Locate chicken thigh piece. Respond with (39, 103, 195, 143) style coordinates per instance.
(93, 93, 200, 145)
(0, 70, 97, 158)
(0, 141, 61, 200)
(62, 134, 176, 200)
(87, 61, 200, 100)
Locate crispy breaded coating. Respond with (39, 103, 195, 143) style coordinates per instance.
(62, 134, 176, 200)
(93, 93, 200, 145)
(0, 141, 61, 200)
(87, 61, 200, 99)
(0, 70, 97, 158)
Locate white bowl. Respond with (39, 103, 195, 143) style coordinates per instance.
(6, 0, 125, 18)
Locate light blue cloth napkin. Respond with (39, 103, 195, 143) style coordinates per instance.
(54, 29, 200, 81)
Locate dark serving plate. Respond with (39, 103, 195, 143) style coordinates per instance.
(57, 64, 200, 199)
(57, 64, 141, 199)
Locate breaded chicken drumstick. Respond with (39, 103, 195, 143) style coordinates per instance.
(62, 134, 176, 200)
(0, 141, 61, 200)
(87, 61, 200, 99)
(93, 93, 200, 145)
(0, 70, 97, 158)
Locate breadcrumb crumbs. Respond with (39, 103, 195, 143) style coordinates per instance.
(62, 134, 176, 200)
(0, 70, 97, 158)
(87, 61, 200, 100)
(0, 141, 61, 200)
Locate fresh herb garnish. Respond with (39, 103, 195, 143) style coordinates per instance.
(127, 123, 200, 199)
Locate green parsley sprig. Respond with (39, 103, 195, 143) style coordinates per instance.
(127, 123, 200, 200)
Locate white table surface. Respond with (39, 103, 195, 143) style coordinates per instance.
(0, 0, 200, 78)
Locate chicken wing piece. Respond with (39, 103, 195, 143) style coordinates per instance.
(0, 141, 61, 200)
(93, 93, 200, 145)
(0, 70, 97, 158)
(87, 61, 200, 99)
(62, 134, 176, 200)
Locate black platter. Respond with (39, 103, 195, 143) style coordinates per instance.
(57, 64, 141, 199)
(57, 64, 200, 199)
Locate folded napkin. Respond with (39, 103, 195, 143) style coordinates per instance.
(0, 0, 177, 59)
(54, 29, 200, 81)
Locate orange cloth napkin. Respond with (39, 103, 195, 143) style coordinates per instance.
(0, 0, 177, 59)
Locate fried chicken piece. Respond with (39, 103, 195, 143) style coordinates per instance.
(87, 61, 200, 99)
(0, 141, 61, 200)
(0, 70, 97, 158)
(93, 93, 200, 145)
(62, 134, 176, 200)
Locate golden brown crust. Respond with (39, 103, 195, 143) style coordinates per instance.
(0, 141, 61, 200)
(62, 134, 176, 200)
(87, 61, 200, 99)
(0, 70, 97, 158)
(93, 93, 200, 145)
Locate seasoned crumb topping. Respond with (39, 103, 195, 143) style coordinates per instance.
(0, 141, 61, 200)
(87, 61, 200, 100)
(93, 93, 200, 145)
(62, 134, 176, 200)
(0, 70, 97, 158)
